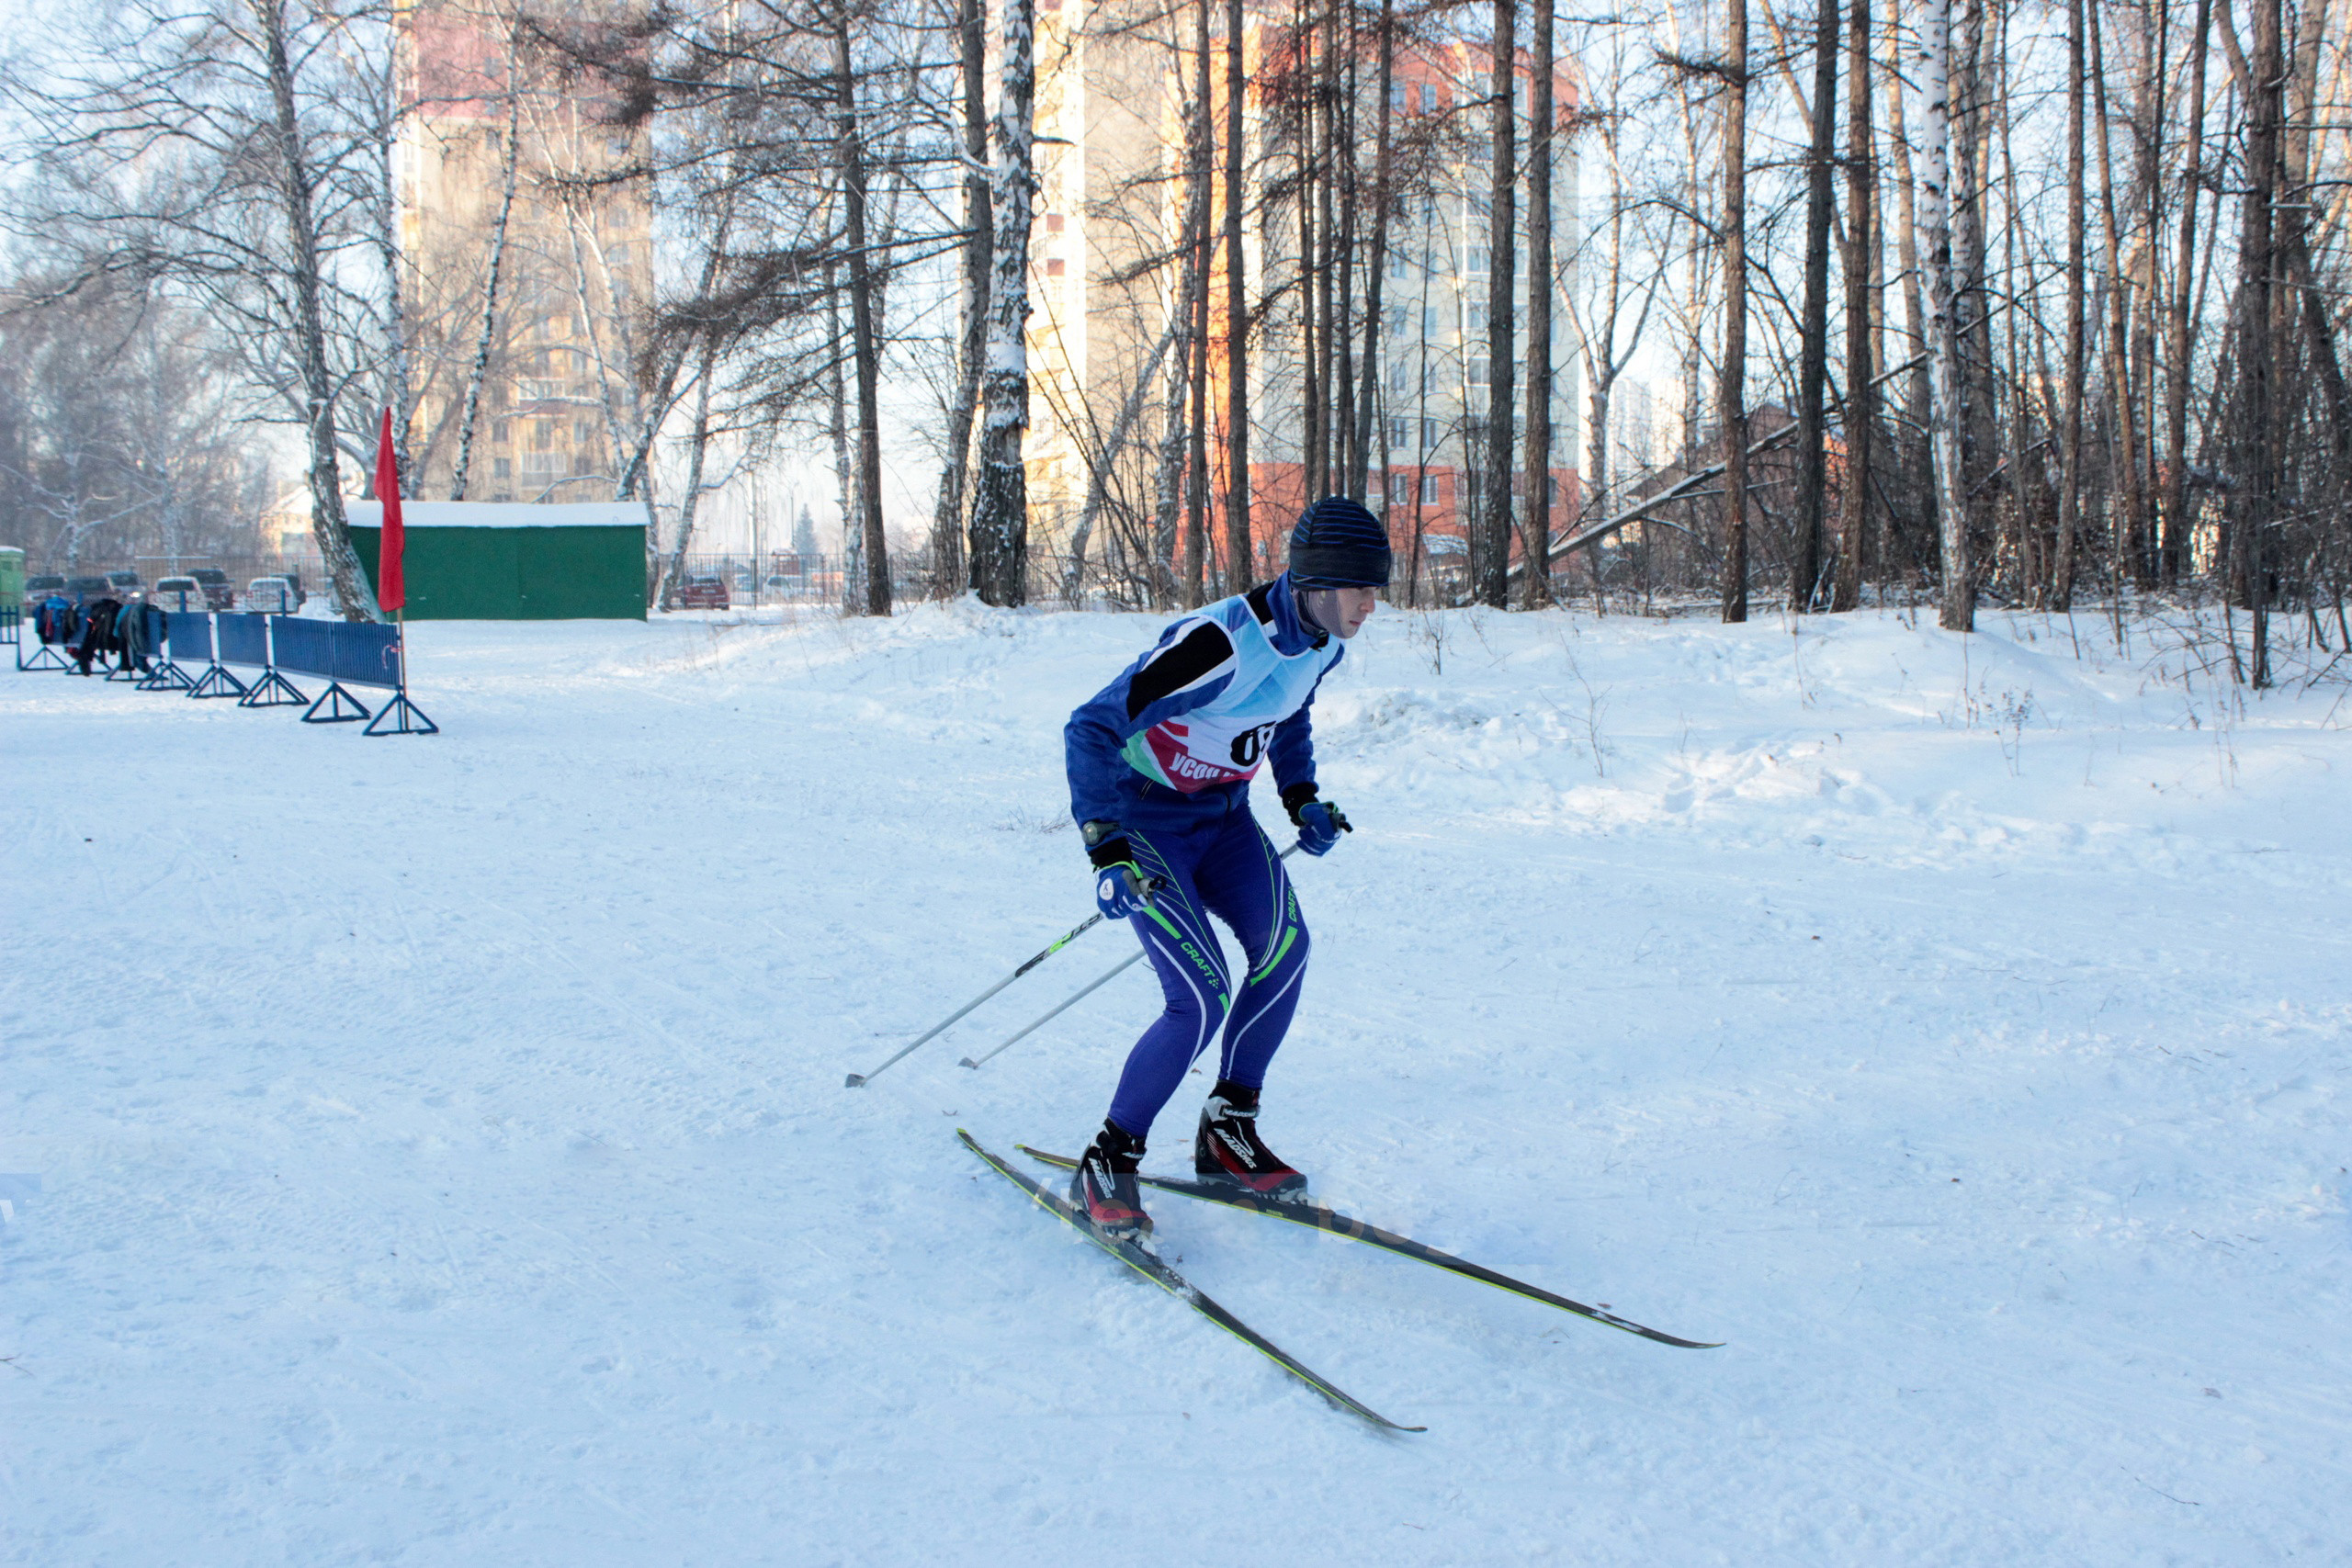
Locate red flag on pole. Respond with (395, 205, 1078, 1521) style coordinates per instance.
(375, 407, 405, 614)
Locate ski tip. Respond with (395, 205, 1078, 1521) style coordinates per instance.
(843, 1073, 868, 1089)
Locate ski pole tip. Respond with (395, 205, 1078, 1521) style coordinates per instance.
(843, 1073, 867, 1089)
(956, 1056, 978, 1069)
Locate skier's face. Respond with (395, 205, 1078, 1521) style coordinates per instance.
(1306, 586, 1378, 640)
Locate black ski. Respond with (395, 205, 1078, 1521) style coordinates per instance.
(1018, 1145, 1722, 1350)
(958, 1130, 1424, 1433)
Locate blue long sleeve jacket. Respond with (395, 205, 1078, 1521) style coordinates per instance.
(1066, 574, 1343, 831)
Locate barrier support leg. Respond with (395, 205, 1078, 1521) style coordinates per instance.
(303, 682, 371, 724)
(240, 670, 308, 708)
(363, 689, 437, 737)
(139, 659, 196, 691)
(20, 643, 71, 673)
(187, 662, 248, 700)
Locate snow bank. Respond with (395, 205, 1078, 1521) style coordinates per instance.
(2, 603, 2346, 1563)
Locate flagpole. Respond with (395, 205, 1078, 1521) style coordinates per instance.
(366, 405, 436, 736)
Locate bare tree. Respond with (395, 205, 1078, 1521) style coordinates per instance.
(1789, 0, 1837, 611)
(1222, 0, 1250, 592)
(1523, 0, 1557, 607)
(1476, 0, 1517, 609)
(1918, 0, 1972, 632)
(971, 0, 1037, 605)
(932, 0, 989, 598)
(1722, 0, 1752, 623)
(1831, 0, 1873, 611)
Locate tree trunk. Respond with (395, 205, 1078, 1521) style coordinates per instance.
(1791, 0, 1838, 611)
(1223, 0, 1251, 592)
(1831, 0, 1873, 612)
(2056, 0, 2086, 609)
(828, 258, 861, 614)
(1476, 0, 1517, 609)
(1883, 18, 1932, 570)
(1522, 0, 1554, 608)
(932, 0, 989, 598)
(972, 0, 1037, 607)
(1329, 6, 1357, 496)
(1296, 8, 1320, 505)
(449, 72, 519, 502)
(1721, 0, 1751, 624)
(259, 0, 376, 622)
(836, 14, 890, 616)
(1919, 0, 1972, 631)
(2089, 2, 2146, 611)
(1951, 0, 1997, 594)
(1348, 0, 1396, 502)
(2164, 0, 2212, 587)
(662, 339, 721, 606)
(2232, 0, 2282, 685)
(1188, 0, 1215, 607)
(1155, 0, 1213, 612)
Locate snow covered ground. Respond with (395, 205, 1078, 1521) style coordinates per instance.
(3, 600, 2346, 1565)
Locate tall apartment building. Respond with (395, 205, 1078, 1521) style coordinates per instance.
(1025, 7, 1580, 587)
(394, 1, 654, 504)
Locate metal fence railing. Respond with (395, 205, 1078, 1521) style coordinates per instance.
(665, 552, 943, 610)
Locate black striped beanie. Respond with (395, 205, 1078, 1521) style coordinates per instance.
(1286, 495, 1392, 589)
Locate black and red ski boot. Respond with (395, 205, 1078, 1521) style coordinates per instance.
(1193, 1081, 1306, 1197)
(1069, 1120, 1153, 1243)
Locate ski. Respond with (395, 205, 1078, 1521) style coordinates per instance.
(958, 1130, 1425, 1433)
(1017, 1145, 1723, 1351)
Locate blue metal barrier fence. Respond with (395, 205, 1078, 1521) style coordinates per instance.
(17, 609, 435, 735)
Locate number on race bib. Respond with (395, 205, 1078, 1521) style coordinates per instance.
(1229, 722, 1277, 767)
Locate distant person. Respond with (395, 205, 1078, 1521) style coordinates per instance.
(1059, 496, 1387, 1241)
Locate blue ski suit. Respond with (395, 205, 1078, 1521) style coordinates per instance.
(1065, 574, 1341, 1139)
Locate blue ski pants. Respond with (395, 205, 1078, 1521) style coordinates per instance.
(1105, 810, 1309, 1141)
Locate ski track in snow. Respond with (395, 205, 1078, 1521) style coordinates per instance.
(3, 603, 2346, 1564)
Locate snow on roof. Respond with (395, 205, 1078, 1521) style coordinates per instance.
(347, 501, 648, 531)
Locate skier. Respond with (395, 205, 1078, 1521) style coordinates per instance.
(1061, 495, 1389, 1241)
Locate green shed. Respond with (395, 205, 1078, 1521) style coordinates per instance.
(347, 502, 647, 620)
(0, 547, 23, 607)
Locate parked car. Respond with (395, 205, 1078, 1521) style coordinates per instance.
(154, 575, 202, 611)
(245, 577, 295, 614)
(189, 569, 235, 611)
(763, 572, 803, 594)
(674, 575, 730, 610)
(24, 573, 65, 609)
(106, 570, 142, 596)
(65, 575, 114, 604)
(266, 572, 307, 610)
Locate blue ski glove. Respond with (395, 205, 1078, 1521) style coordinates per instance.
(1283, 787, 1352, 856)
(1084, 822, 1154, 919)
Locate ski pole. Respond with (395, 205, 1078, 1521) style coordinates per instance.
(842, 880, 1161, 1088)
(956, 844, 1303, 1073)
(958, 949, 1148, 1070)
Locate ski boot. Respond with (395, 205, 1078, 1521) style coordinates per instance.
(1193, 1080, 1307, 1197)
(1069, 1120, 1153, 1244)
